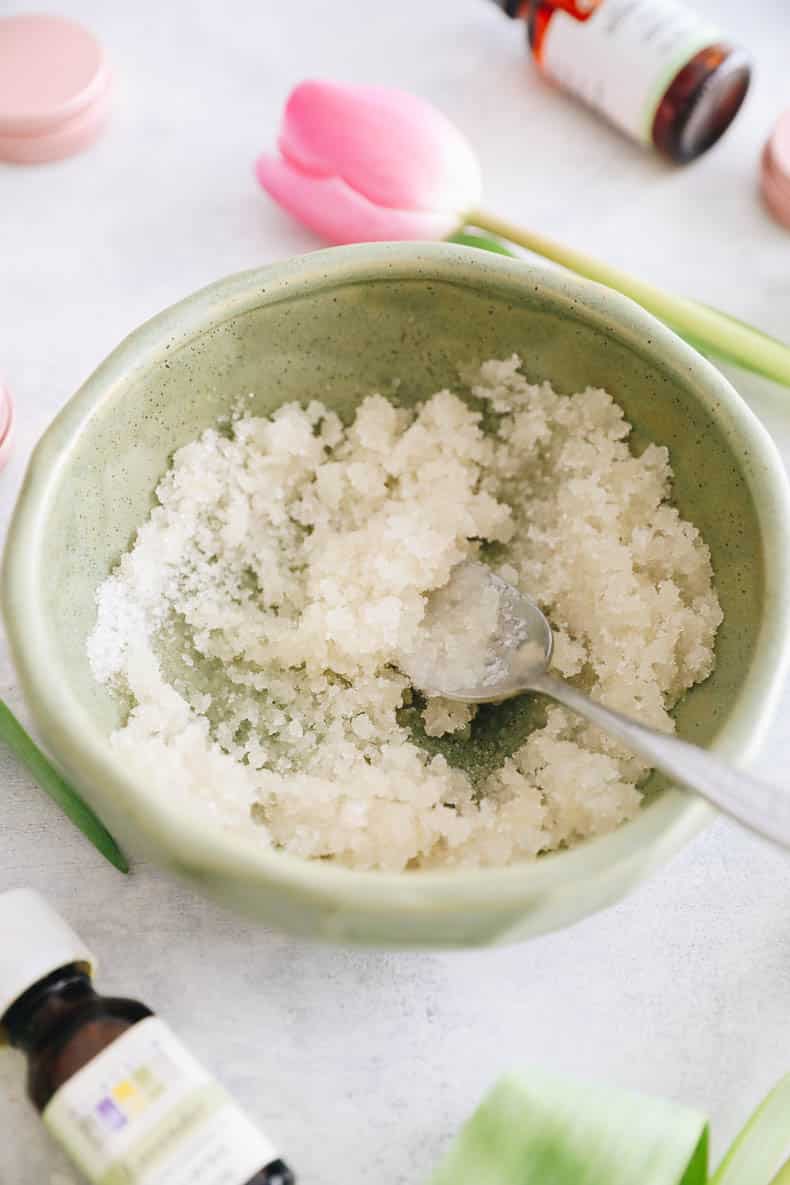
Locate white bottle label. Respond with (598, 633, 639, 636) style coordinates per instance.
(43, 1017, 278, 1185)
(541, 0, 721, 144)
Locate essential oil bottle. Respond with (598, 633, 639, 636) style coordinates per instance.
(494, 0, 752, 163)
(0, 889, 295, 1185)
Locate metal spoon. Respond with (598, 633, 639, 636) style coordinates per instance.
(409, 561, 790, 851)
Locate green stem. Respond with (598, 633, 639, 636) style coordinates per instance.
(470, 209, 790, 387)
(0, 700, 128, 873)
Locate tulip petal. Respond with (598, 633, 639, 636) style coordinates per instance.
(256, 154, 461, 245)
(278, 80, 481, 216)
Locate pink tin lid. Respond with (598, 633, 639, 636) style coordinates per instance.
(762, 110, 790, 230)
(0, 13, 110, 164)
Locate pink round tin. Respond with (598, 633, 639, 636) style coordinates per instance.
(762, 110, 790, 230)
(0, 14, 110, 164)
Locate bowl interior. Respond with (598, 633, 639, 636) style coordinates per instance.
(38, 272, 762, 795)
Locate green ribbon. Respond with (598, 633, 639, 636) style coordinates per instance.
(430, 1069, 790, 1185)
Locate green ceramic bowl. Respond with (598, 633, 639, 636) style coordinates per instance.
(5, 244, 790, 947)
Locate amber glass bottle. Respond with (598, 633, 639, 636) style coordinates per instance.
(495, 0, 751, 163)
(0, 890, 295, 1185)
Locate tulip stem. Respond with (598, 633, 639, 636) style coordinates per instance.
(470, 208, 790, 387)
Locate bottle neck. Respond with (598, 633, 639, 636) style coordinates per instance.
(497, 0, 601, 19)
(3, 963, 98, 1054)
(496, 0, 531, 17)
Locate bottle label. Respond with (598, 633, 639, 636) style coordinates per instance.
(540, 0, 721, 144)
(43, 1017, 278, 1185)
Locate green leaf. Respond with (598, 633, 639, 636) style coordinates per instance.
(430, 1069, 709, 1185)
(448, 230, 518, 257)
(431, 1069, 790, 1185)
(769, 1159, 790, 1185)
(0, 700, 128, 873)
(711, 1073, 790, 1185)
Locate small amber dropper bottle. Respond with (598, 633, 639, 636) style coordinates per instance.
(0, 889, 295, 1185)
(494, 0, 752, 162)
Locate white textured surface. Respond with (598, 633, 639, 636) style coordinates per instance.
(1, 1, 790, 1182)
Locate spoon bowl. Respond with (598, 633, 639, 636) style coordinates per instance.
(401, 563, 553, 702)
(414, 561, 790, 853)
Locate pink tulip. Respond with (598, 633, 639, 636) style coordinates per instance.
(255, 80, 482, 245)
(254, 79, 790, 388)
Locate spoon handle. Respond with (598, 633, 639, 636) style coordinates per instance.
(531, 672, 790, 850)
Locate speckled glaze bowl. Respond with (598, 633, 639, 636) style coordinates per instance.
(5, 244, 790, 947)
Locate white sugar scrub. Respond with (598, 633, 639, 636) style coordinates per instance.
(87, 356, 723, 871)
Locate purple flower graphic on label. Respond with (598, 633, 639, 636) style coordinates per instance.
(96, 1097, 126, 1131)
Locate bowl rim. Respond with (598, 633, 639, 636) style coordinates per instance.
(5, 242, 790, 923)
